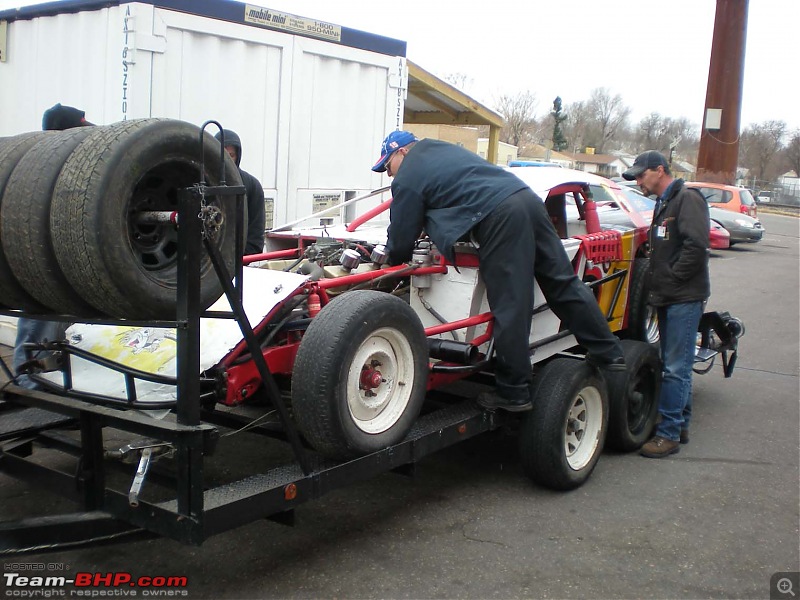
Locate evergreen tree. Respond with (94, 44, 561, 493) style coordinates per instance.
(551, 97, 568, 152)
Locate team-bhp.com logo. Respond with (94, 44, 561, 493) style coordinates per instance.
(4, 571, 189, 596)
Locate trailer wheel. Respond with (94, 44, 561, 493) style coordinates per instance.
(624, 257, 659, 345)
(50, 119, 242, 319)
(519, 359, 608, 490)
(292, 291, 428, 460)
(604, 339, 661, 452)
(1, 128, 98, 315)
(0, 132, 51, 311)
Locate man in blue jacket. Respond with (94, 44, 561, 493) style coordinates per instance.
(623, 150, 710, 458)
(372, 131, 625, 412)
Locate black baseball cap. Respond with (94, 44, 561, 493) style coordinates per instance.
(41, 103, 93, 131)
(622, 150, 669, 180)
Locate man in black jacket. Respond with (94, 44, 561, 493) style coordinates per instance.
(623, 151, 710, 458)
(215, 129, 266, 256)
(372, 131, 625, 412)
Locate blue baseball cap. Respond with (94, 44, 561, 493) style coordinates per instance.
(371, 130, 418, 172)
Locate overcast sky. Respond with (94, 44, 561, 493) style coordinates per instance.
(1, 0, 795, 132)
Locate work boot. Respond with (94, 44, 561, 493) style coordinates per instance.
(640, 435, 680, 458)
(477, 391, 532, 413)
(585, 354, 627, 372)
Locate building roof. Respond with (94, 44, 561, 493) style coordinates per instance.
(562, 152, 622, 166)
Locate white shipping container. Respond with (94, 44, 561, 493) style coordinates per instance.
(0, 0, 407, 226)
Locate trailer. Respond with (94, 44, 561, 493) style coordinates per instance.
(0, 118, 745, 553)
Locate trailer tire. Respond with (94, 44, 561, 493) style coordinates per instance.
(1, 128, 98, 315)
(0, 132, 51, 311)
(519, 359, 608, 490)
(604, 339, 661, 452)
(50, 119, 242, 319)
(292, 291, 428, 460)
(624, 257, 659, 345)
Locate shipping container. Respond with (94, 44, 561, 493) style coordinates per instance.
(0, 0, 407, 227)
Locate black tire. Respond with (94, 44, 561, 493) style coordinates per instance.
(0, 132, 52, 311)
(604, 339, 661, 452)
(1, 128, 98, 315)
(50, 119, 242, 319)
(623, 257, 659, 345)
(519, 358, 608, 490)
(292, 291, 428, 460)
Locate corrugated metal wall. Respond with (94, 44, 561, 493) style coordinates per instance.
(0, 2, 404, 226)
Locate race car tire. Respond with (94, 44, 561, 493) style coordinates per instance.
(1, 128, 98, 315)
(292, 290, 428, 460)
(50, 119, 242, 319)
(0, 132, 51, 311)
(624, 257, 659, 345)
(604, 339, 661, 452)
(519, 358, 608, 490)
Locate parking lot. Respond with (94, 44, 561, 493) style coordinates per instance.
(1, 212, 798, 599)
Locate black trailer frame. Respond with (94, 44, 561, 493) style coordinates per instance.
(0, 125, 503, 554)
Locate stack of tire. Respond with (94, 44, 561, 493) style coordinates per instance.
(0, 119, 242, 320)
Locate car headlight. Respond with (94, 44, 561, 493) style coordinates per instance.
(734, 219, 754, 228)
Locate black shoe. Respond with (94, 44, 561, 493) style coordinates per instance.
(680, 428, 689, 444)
(477, 391, 532, 413)
(585, 354, 627, 372)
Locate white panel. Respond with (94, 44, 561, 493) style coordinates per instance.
(0, 6, 121, 134)
(285, 37, 401, 223)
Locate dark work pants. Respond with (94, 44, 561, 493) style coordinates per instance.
(475, 188, 623, 401)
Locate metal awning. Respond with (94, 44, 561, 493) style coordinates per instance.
(405, 60, 504, 164)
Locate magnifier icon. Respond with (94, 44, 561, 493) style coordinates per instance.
(778, 578, 796, 597)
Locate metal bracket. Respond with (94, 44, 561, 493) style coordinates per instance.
(128, 447, 153, 507)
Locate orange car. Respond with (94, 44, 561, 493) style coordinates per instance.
(685, 181, 758, 218)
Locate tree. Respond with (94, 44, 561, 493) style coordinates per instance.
(442, 72, 472, 93)
(586, 87, 631, 154)
(739, 120, 787, 183)
(495, 91, 539, 149)
(783, 130, 800, 179)
(550, 97, 568, 152)
(563, 100, 591, 153)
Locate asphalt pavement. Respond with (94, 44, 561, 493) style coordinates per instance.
(1, 213, 798, 600)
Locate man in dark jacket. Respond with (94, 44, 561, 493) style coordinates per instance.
(623, 151, 710, 458)
(372, 131, 625, 412)
(215, 129, 266, 256)
(13, 103, 93, 389)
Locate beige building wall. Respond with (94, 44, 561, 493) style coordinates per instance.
(404, 124, 480, 153)
(477, 138, 518, 165)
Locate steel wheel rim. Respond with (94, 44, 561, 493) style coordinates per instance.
(564, 385, 604, 470)
(347, 327, 414, 434)
(644, 306, 660, 344)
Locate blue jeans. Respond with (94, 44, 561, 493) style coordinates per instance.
(13, 318, 68, 390)
(655, 301, 703, 441)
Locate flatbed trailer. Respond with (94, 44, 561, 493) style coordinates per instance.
(0, 122, 744, 555)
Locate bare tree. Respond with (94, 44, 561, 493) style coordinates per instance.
(563, 100, 591, 153)
(739, 120, 788, 182)
(783, 130, 800, 179)
(442, 72, 473, 93)
(587, 87, 631, 153)
(495, 91, 539, 149)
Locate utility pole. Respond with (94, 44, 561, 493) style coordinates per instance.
(696, 0, 749, 184)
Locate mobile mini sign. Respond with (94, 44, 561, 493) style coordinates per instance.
(244, 5, 341, 43)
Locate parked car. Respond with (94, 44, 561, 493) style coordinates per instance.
(685, 181, 758, 218)
(604, 186, 731, 249)
(756, 190, 773, 203)
(708, 207, 764, 245)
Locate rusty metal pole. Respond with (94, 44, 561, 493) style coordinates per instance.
(696, 0, 749, 184)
